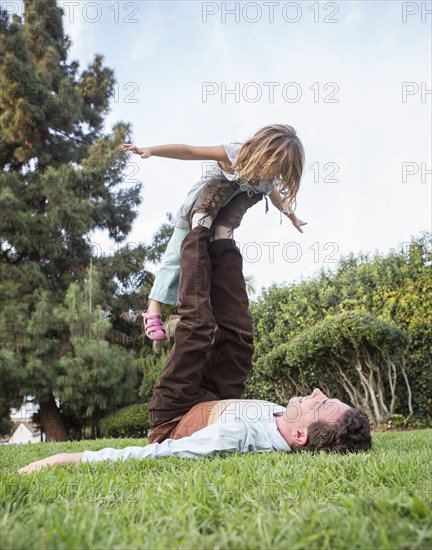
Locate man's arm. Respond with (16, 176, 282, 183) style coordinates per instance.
(18, 452, 83, 474)
(82, 421, 247, 462)
(18, 422, 249, 473)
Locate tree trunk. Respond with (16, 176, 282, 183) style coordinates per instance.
(399, 357, 414, 425)
(39, 393, 68, 442)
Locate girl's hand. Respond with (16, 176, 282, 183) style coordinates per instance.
(292, 217, 307, 233)
(286, 212, 307, 233)
(122, 143, 152, 159)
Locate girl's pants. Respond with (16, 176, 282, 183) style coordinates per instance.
(148, 226, 189, 305)
(148, 226, 254, 442)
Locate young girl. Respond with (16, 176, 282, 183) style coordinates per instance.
(122, 124, 306, 341)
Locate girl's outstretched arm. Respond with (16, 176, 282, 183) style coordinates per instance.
(269, 189, 307, 233)
(122, 143, 230, 163)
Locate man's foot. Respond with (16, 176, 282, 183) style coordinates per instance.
(142, 312, 168, 341)
(189, 177, 237, 228)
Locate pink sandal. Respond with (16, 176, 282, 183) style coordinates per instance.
(142, 312, 168, 341)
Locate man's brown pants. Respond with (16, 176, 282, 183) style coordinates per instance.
(148, 226, 254, 443)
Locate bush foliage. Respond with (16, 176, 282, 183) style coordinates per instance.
(245, 233, 431, 424)
(99, 403, 150, 438)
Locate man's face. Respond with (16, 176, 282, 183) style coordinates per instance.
(285, 388, 351, 429)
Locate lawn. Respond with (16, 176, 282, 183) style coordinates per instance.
(1, 429, 431, 549)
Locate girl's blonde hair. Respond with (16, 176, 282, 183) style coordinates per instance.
(234, 124, 305, 212)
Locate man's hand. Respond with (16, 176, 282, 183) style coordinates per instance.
(286, 212, 307, 233)
(18, 452, 84, 474)
(122, 143, 151, 159)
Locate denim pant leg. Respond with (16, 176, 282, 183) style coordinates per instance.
(149, 227, 219, 428)
(149, 226, 190, 305)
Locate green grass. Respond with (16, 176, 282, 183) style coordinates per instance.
(1, 430, 431, 549)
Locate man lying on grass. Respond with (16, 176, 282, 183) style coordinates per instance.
(19, 227, 371, 474)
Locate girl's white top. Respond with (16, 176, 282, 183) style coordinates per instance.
(173, 143, 276, 228)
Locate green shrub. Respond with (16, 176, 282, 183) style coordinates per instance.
(246, 311, 411, 425)
(99, 403, 150, 438)
(0, 416, 15, 438)
(248, 233, 432, 423)
(138, 350, 169, 401)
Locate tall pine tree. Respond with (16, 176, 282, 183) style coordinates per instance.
(0, 1, 145, 440)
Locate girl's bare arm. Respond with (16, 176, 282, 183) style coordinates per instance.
(122, 143, 230, 164)
(269, 189, 307, 233)
(269, 188, 291, 213)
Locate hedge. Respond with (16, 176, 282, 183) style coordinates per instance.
(99, 403, 150, 438)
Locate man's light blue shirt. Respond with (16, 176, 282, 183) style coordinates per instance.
(82, 400, 291, 463)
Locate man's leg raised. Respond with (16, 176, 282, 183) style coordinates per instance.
(149, 226, 219, 428)
(200, 238, 254, 398)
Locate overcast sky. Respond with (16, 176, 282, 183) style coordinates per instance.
(9, 0, 432, 293)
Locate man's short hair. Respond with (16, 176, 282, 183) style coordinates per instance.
(297, 408, 372, 453)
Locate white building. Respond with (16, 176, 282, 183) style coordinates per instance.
(1, 397, 47, 444)
(3, 422, 46, 445)
(10, 397, 39, 422)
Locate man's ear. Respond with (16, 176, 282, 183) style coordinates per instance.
(291, 428, 308, 447)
